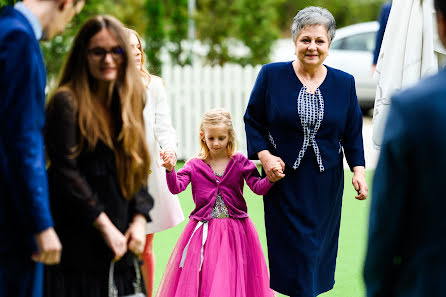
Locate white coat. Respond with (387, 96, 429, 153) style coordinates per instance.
(143, 75, 185, 233)
(372, 0, 446, 149)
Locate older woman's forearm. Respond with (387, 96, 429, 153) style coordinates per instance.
(257, 150, 272, 162)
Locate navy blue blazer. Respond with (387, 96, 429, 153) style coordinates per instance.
(0, 6, 53, 255)
(364, 69, 446, 297)
(244, 61, 365, 171)
(373, 2, 391, 65)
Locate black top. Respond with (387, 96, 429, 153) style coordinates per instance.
(45, 91, 153, 273)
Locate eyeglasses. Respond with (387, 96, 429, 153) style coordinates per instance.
(87, 47, 124, 61)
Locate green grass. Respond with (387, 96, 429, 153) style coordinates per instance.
(152, 162, 374, 297)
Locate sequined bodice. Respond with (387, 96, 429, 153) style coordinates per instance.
(211, 172, 229, 218)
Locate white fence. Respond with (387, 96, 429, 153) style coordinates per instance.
(163, 64, 262, 160)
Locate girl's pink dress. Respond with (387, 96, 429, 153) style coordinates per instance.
(156, 153, 275, 297)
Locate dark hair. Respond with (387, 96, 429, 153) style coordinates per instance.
(435, 0, 446, 18)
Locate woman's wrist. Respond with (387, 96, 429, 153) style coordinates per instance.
(132, 214, 147, 225)
(257, 150, 271, 162)
(93, 212, 109, 230)
(352, 166, 365, 176)
(93, 212, 117, 235)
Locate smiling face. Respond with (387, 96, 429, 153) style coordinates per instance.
(201, 124, 230, 158)
(129, 32, 142, 70)
(87, 29, 123, 82)
(294, 24, 330, 69)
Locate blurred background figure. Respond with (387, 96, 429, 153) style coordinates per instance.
(244, 6, 368, 297)
(0, 0, 84, 297)
(364, 1, 446, 296)
(372, 0, 446, 149)
(44, 15, 153, 297)
(372, 1, 392, 74)
(127, 28, 185, 297)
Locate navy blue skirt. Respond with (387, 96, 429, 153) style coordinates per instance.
(263, 151, 344, 297)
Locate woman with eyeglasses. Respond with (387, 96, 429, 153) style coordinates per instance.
(43, 15, 153, 297)
(125, 28, 185, 297)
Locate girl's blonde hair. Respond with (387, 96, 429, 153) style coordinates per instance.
(49, 15, 150, 199)
(125, 28, 151, 87)
(197, 108, 236, 160)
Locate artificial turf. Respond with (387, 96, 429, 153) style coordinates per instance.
(152, 162, 374, 297)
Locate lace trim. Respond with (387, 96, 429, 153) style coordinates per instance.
(267, 86, 325, 172)
(211, 172, 229, 218)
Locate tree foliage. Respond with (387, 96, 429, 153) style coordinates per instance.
(144, 0, 166, 74)
(277, 0, 388, 36)
(195, 0, 236, 66)
(166, 0, 190, 66)
(1, 0, 388, 77)
(144, 0, 284, 68)
(233, 0, 284, 66)
(193, 0, 386, 66)
(0, 0, 17, 12)
(144, 0, 190, 74)
(195, 0, 283, 66)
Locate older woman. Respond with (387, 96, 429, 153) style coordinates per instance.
(244, 6, 368, 297)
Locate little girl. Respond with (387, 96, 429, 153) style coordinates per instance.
(156, 108, 284, 297)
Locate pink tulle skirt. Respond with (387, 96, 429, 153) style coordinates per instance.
(155, 217, 275, 297)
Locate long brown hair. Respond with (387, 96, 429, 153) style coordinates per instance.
(197, 108, 236, 160)
(125, 28, 151, 87)
(50, 15, 150, 199)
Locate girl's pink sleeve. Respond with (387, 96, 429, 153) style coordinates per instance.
(166, 161, 192, 194)
(240, 155, 274, 195)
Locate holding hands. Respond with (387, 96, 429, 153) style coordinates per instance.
(161, 148, 177, 172)
(258, 150, 286, 183)
(269, 162, 285, 182)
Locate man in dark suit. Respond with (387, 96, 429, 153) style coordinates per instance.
(364, 0, 446, 296)
(0, 0, 84, 296)
(372, 2, 392, 73)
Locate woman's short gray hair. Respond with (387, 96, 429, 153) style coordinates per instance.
(291, 6, 336, 43)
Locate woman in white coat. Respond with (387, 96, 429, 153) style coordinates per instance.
(127, 28, 185, 297)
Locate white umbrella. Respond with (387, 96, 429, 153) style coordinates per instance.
(372, 0, 446, 149)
